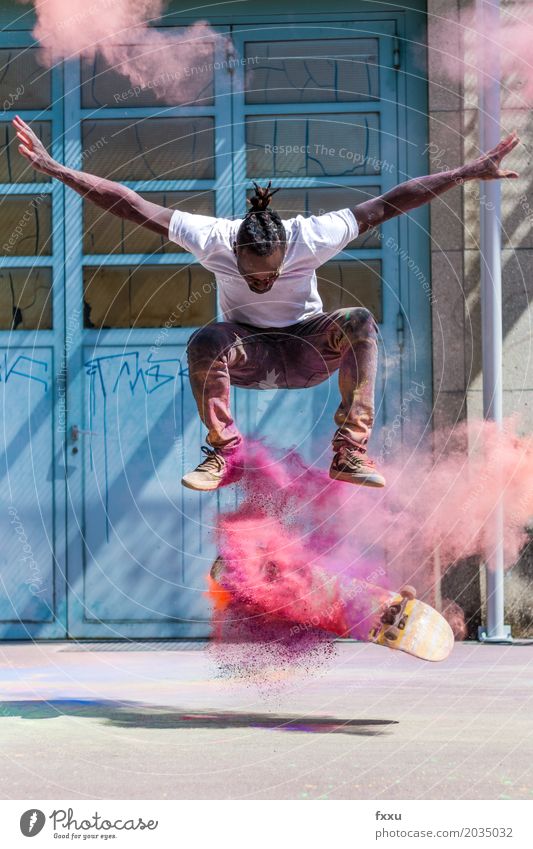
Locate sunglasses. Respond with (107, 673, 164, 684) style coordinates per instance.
(243, 266, 283, 287)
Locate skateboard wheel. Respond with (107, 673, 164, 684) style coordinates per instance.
(381, 603, 401, 625)
(384, 626, 401, 641)
(400, 585, 417, 600)
(210, 557, 225, 581)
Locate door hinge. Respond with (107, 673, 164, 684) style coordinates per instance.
(396, 309, 405, 349)
(393, 37, 401, 70)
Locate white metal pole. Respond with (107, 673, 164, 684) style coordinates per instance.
(477, 0, 511, 640)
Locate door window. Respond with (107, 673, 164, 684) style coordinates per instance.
(244, 37, 379, 103)
(0, 47, 54, 331)
(234, 26, 397, 326)
(70, 30, 224, 331)
(0, 47, 51, 109)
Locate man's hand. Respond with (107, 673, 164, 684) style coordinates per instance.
(464, 131, 520, 181)
(13, 115, 56, 176)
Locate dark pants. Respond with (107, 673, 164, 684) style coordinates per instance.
(186, 307, 378, 453)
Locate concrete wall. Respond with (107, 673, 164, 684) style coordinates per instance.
(427, 0, 533, 435)
(427, 0, 533, 636)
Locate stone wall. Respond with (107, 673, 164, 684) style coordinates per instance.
(427, 0, 533, 635)
(427, 0, 533, 435)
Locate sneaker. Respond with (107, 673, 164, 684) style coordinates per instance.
(181, 446, 244, 492)
(329, 445, 386, 488)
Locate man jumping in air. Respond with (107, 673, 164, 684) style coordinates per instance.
(13, 115, 519, 491)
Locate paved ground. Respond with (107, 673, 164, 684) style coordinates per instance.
(0, 641, 532, 800)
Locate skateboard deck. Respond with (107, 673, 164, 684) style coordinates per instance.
(209, 556, 454, 662)
(366, 589, 454, 661)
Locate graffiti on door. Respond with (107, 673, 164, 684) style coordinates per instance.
(84, 350, 187, 540)
(0, 352, 49, 391)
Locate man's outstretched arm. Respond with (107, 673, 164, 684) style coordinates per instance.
(353, 132, 520, 235)
(13, 115, 172, 237)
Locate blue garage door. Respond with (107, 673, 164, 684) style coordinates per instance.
(0, 35, 68, 638)
(0, 15, 430, 639)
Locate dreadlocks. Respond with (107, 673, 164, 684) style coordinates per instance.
(235, 181, 286, 257)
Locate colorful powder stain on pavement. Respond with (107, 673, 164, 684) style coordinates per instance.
(207, 420, 533, 682)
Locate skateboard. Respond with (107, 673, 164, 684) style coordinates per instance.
(208, 556, 454, 662)
(366, 585, 454, 661)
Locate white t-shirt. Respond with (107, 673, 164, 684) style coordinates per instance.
(168, 208, 359, 328)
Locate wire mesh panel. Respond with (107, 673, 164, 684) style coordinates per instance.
(83, 264, 216, 328)
(0, 47, 51, 109)
(0, 267, 52, 330)
(246, 113, 381, 178)
(0, 193, 52, 256)
(318, 260, 382, 320)
(244, 37, 379, 103)
(81, 117, 216, 181)
(83, 190, 215, 255)
(80, 41, 215, 108)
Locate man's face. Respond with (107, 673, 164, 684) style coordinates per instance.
(233, 244, 286, 294)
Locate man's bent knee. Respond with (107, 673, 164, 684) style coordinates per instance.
(332, 307, 377, 340)
(187, 324, 232, 359)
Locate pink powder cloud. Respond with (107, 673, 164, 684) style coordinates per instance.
(430, 2, 533, 105)
(20, 0, 225, 104)
(213, 419, 532, 643)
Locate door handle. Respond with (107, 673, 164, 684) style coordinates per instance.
(70, 424, 98, 453)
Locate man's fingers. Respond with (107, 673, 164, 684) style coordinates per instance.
(13, 116, 34, 138)
(13, 116, 34, 141)
(14, 116, 42, 149)
(495, 131, 518, 150)
(501, 134, 519, 154)
(15, 123, 32, 139)
(16, 130, 31, 145)
(501, 132, 520, 155)
(499, 169, 519, 178)
(488, 132, 519, 167)
(13, 115, 29, 132)
(14, 114, 29, 127)
(18, 143, 32, 159)
(493, 138, 513, 158)
(508, 134, 520, 153)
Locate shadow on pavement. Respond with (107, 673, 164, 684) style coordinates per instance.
(0, 700, 398, 735)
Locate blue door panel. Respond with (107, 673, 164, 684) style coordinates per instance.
(66, 344, 213, 637)
(0, 346, 65, 635)
(0, 34, 67, 638)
